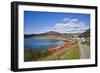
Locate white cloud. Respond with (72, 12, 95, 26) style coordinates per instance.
(43, 18, 89, 33)
(53, 18, 89, 33)
(63, 18, 70, 22)
(70, 18, 78, 22)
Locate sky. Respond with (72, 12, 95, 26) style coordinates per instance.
(24, 11, 90, 34)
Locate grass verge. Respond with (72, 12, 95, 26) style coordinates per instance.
(61, 44, 80, 60)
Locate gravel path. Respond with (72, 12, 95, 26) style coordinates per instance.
(78, 40, 90, 59)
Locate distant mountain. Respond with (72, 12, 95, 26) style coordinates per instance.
(41, 31, 61, 35)
(24, 34, 38, 38)
(25, 30, 89, 38)
(24, 31, 61, 38)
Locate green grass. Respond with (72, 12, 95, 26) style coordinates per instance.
(61, 45, 80, 60)
(24, 49, 50, 61)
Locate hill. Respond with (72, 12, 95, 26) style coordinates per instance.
(82, 29, 90, 37)
(79, 29, 90, 38)
(41, 31, 61, 35)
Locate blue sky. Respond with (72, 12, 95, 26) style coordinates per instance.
(24, 11, 90, 34)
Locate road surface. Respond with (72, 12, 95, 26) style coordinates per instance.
(78, 40, 90, 59)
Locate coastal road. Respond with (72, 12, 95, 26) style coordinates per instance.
(78, 40, 90, 59)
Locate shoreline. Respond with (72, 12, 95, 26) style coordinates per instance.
(48, 41, 77, 54)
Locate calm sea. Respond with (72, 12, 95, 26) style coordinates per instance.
(24, 38, 64, 50)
